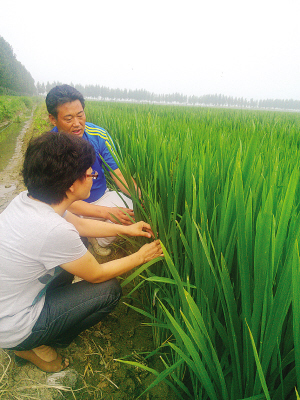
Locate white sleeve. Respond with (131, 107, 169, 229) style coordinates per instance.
(38, 221, 87, 269)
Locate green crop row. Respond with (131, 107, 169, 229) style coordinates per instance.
(86, 102, 300, 399)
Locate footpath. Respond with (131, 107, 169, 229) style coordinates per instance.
(0, 113, 33, 212)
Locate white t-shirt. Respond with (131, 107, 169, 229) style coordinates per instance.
(0, 191, 87, 348)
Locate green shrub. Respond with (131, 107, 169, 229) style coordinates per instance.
(0, 95, 39, 124)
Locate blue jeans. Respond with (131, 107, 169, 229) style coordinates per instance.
(10, 269, 122, 350)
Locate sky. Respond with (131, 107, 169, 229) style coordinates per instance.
(1, 0, 300, 101)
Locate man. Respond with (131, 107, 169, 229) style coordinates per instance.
(46, 84, 139, 256)
(0, 131, 163, 372)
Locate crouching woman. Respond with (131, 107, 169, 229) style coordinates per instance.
(0, 131, 163, 372)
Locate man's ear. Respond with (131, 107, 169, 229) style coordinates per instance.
(49, 114, 57, 126)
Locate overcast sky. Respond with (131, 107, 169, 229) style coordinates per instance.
(1, 0, 300, 100)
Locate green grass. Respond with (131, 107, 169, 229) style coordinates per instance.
(0, 95, 40, 124)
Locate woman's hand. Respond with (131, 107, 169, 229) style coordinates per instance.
(125, 221, 154, 238)
(137, 240, 164, 264)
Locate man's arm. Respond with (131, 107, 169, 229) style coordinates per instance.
(67, 199, 135, 225)
(60, 239, 163, 283)
(110, 168, 141, 198)
(65, 211, 151, 238)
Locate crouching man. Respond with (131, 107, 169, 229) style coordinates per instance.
(0, 131, 163, 372)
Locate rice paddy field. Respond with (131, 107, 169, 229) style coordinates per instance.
(85, 101, 300, 400)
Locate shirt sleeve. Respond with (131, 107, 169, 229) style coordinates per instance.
(99, 133, 119, 171)
(39, 221, 87, 269)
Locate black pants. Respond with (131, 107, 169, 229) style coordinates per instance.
(10, 269, 122, 350)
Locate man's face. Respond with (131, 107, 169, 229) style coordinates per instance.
(49, 100, 86, 137)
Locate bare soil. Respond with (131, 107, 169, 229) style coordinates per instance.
(0, 112, 177, 399)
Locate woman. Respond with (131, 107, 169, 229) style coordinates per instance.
(0, 131, 163, 372)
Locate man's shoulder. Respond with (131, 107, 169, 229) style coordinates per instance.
(85, 122, 109, 141)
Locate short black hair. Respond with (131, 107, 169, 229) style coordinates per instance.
(22, 131, 96, 204)
(46, 84, 85, 118)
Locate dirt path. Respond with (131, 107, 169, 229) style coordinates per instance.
(0, 111, 176, 400)
(0, 115, 32, 212)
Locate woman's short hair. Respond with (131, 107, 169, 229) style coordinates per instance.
(22, 131, 96, 204)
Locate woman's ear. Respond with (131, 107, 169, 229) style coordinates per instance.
(67, 184, 75, 196)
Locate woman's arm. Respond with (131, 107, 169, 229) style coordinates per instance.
(60, 240, 163, 283)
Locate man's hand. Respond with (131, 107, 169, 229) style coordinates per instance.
(124, 221, 154, 238)
(106, 206, 135, 225)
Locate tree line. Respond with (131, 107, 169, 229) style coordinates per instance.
(1, 35, 299, 111)
(0, 36, 36, 95)
(37, 81, 300, 111)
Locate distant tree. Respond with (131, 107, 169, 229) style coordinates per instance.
(45, 81, 52, 93)
(36, 81, 46, 95)
(0, 36, 36, 95)
(36, 80, 300, 110)
(40, 82, 46, 94)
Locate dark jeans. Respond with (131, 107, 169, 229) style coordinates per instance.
(10, 269, 122, 351)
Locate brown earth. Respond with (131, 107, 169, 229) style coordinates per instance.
(0, 112, 178, 399)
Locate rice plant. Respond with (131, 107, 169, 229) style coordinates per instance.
(86, 102, 300, 399)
